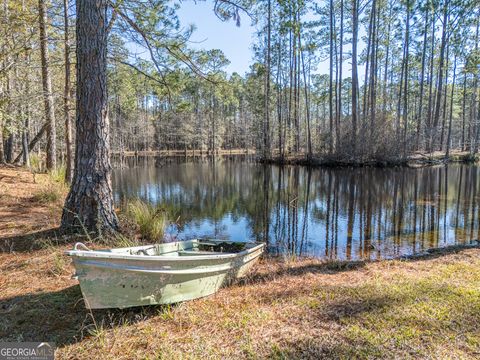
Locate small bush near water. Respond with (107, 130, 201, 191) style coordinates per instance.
(126, 199, 168, 242)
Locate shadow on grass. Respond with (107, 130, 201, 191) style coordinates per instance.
(267, 336, 384, 359)
(236, 259, 367, 288)
(0, 285, 177, 346)
(239, 242, 480, 287)
(0, 228, 72, 253)
(399, 241, 480, 262)
(0, 227, 114, 254)
(263, 281, 480, 359)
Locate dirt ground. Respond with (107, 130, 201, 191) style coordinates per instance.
(1, 165, 479, 359)
(0, 167, 61, 238)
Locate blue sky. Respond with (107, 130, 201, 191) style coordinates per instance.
(176, 1, 256, 75)
(175, 1, 365, 79)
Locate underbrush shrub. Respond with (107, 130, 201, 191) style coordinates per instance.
(32, 185, 63, 204)
(126, 199, 168, 242)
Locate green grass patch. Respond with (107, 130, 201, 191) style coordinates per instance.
(48, 165, 67, 185)
(29, 154, 43, 172)
(126, 199, 169, 242)
(32, 185, 63, 203)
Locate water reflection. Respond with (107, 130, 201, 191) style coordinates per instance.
(112, 157, 480, 260)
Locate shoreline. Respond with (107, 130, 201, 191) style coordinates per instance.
(111, 149, 478, 169)
(258, 150, 479, 168)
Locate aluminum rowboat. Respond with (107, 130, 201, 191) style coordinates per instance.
(66, 239, 264, 309)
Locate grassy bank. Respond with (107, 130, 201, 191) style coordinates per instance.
(1, 166, 480, 359)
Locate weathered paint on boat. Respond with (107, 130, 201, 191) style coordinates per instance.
(66, 240, 264, 309)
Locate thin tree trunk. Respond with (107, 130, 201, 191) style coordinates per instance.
(351, 0, 359, 158)
(440, 43, 450, 151)
(4, 73, 13, 163)
(21, 54, 30, 168)
(416, 2, 429, 150)
(402, 1, 411, 158)
(300, 37, 312, 157)
(472, 19, 480, 153)
(337, 0, 344, 147)
(446, 53, 456, 158)
(363, 4, 374, 125)
(263, 0, 271, 160)
(430, 0, 449, 151)
(368, 0, 377, 146)
(382, 3, 392, 124)
(461, 74, 467, 150)
(425, 7, 436, 151)
(38, 0, 57, 170)
(13, 122, 48, 164)
(64, 0, 73, 182)
(396, 37, 406, 141)
(329, 0, 334, 154)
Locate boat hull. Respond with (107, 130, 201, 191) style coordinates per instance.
(68, 240, 264, 309)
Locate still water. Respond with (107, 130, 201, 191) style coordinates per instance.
(112, 156, 480, 260)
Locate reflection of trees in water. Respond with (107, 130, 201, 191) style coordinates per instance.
(112, 158, 480, 260)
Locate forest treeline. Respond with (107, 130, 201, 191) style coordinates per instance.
(1, 0, 480, 170)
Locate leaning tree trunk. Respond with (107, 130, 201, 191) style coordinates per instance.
(38, 0, 57, 170)
(61, 0, 119, 235)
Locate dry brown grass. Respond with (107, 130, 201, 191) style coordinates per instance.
(1, 166, 480, 359)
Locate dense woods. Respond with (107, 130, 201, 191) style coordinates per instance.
(1, 0, 480, 167)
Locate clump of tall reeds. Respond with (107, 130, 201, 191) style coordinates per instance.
(126, 199, 168, 242)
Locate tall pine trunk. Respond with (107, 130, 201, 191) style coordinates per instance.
(61, 0, 119, 234)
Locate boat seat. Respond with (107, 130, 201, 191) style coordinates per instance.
(178, 250, 233, 256)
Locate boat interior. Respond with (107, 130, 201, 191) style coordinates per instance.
(107, 239, 256, 257)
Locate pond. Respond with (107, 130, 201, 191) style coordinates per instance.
(112, 156, 480, 260)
